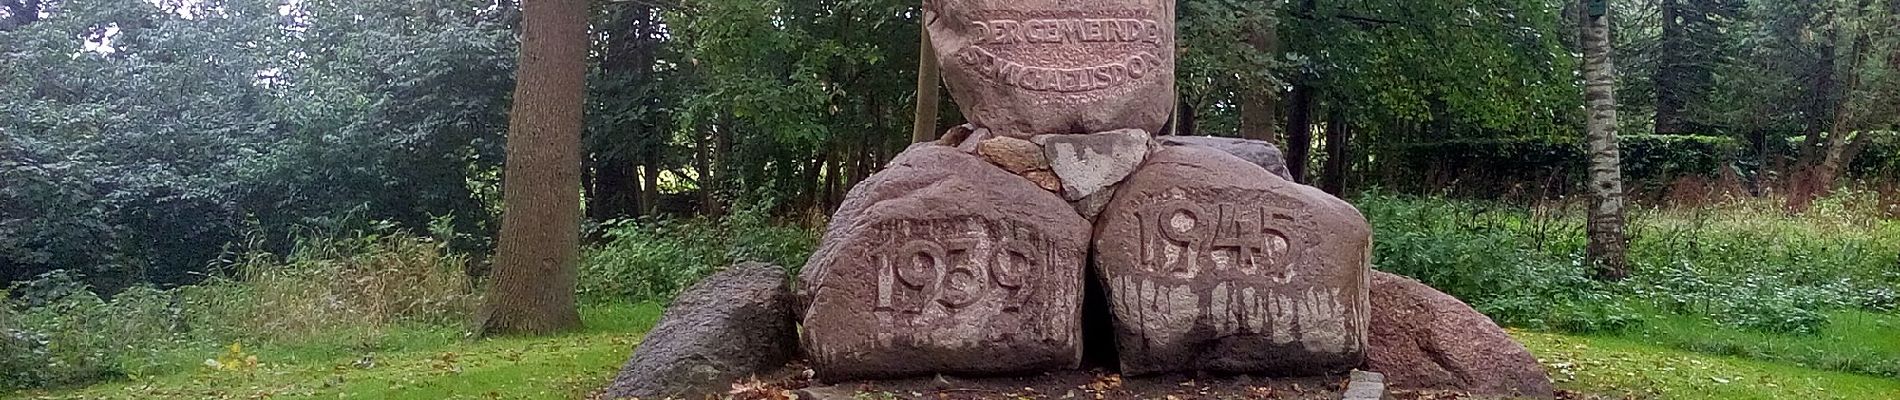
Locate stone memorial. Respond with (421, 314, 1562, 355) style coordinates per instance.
(926, 0, 1175, 138)
(1092, 145, 1371, 375)
(798, 145, 1090, 381)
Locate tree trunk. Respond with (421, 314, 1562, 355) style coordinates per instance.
(1581, 1, 1630, 281)
(911, 25, 941, 143)
(1284, 84, 1316, 184)
(1654, 0, 1719, 135)
(476, 0, 587, 336)
(1320, 108, 1349, 195)
(1239, 21, 1280, 144)
(1175, 96, 1197, 137)
(587, 158, 639, 222)
(640, 154, 660, 215)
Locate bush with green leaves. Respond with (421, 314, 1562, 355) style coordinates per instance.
(578, 211, 817, 304)
(1359, 191, 1899, 336)
(0, 222, 479, 392)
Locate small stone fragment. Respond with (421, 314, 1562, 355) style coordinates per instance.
(1035, 129, 1152, 201)
(1348, 370, 1385, 384)
(1024, 170, 1064, 193)
(603, 262, 797, 399)
(938, 124, 977, 147)
(977, 136, 1049, 174)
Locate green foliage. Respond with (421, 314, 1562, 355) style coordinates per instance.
(0, 225, 479, 392)
(0, 0, 515, 291)
(1519, 330, 1900, 399)
(577, 212, 816, 304)
(1362, 191, 1900, 376)
(6, 303, 663, 400)
(1380, 135, 1762, 196)
(0, 272, 185, 390)
(1362, 192, 1643, 332)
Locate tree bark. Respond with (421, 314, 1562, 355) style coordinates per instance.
(1581, 1, 1630, 281)
(1320, 108, 1349, 195)
(1284, 84, 1316, 184)
(911, 25, 941, 143)
(1175, 96, 1197, 137)
(1239, 20, 1280, 144)
(640, 153, 660, 215)
(476, 0, 587, 336)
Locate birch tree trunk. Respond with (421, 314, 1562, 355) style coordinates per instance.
(476, 0, 588, 336)
(1581, 1, 1630, 280)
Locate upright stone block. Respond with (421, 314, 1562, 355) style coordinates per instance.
(926, 0, 1176, 138)
(798, 145, 1089, 381)
(1092, 146, 1370, 375)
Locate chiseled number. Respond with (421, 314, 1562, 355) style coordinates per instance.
(874, 235, 1041, 313)
(1138, 201, 1296, 277)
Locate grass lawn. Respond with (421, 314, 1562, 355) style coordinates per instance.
(5, 303, 663, 400)
(1515, 330, 1900, 399)
(9, 301, 1898, 400)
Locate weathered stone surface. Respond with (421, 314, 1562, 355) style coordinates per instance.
(1365, 271, 1556, 398)
(1072, 185, 1117, 220)
(1035, 128, 1152, 201)
(798, 145, 1090, 381)
(1342, 370, 1386, 400)
(1024, 170, 1064, 193)
(925, 0, 1175, 138)
(977, 136, 1048, 174)
(939, 123, 996, 154)
(603, 262, 796, 399)
(1093, 145, 1370, 375)
(1157, 135, 1292, 181)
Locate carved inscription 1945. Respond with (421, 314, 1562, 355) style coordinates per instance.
(1095, 146, 1371, 375)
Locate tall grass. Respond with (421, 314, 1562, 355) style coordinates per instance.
(1361, 189, 1900, 376)
(0, 221, 479, 391)
(576, 210, 816, 305)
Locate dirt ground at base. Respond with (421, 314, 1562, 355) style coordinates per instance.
(793, 369, 1351, 400)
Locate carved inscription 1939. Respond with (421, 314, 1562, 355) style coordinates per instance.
(872, 218, 1052, 315)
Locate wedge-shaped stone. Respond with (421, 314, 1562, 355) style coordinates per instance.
(1035, 128, 1151, 201)
(1366, 271, 1555, 398)
(603, 262, 797, 399)
(798, 145, 1089, 381)
(1093, 145, 1370, 375)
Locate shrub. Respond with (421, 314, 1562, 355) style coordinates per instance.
(1359, 190, 1897, 335)
(202, 225, 478, 343)
(1, 271, 185, 390)
(576, 212, 817, 305)
(578, 218, 730, 304)
(0, 222, 479, 392)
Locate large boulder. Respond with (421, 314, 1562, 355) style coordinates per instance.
(1093, 145, 1370, 375)
(798, 145, 1090, 381)
(925, 0, 1175, 138)
(1365, 271, 1556, 398)
(603, 262, 798, 399)
(1156, 136, 1291, 181)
